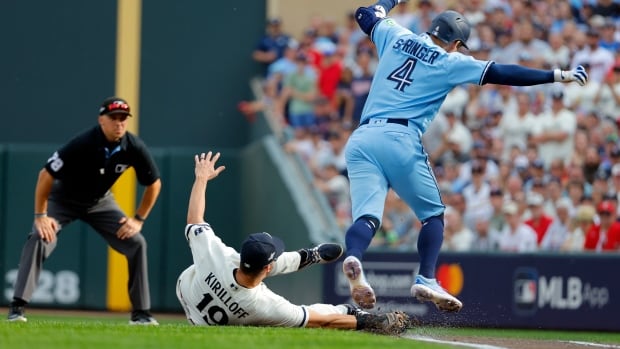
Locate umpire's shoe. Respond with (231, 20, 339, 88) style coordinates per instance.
(7, 304, 27, 322)
(298, 243, 344, 270)
(129, 310, 159, 325)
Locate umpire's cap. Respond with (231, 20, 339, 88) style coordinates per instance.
(427, 10, 471, 49)
(99, 97, 132, 116)
(240, 232, 285, 272)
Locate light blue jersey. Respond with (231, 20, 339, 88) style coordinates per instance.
(360, 18, 492, 132)
(342, 3, 585, 312)
(346, 16, 492, 223)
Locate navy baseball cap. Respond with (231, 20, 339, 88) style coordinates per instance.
(99, 97, 132, 116)
(531, 158, 545, 169)
(268, 18, 282, 26)
(240, 232, 285, 272)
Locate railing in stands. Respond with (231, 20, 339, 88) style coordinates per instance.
(249, 77, 344, 244)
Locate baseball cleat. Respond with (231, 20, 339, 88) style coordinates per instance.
(129, 310, 159, 325)
(411, 275, 462, 312)
(298, 243, 344, 269)
(343, 256, 376, 309)
(7, 305, 27, 322)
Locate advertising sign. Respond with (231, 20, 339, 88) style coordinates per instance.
(323, 253, 620, 331)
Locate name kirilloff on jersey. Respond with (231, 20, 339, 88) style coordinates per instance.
(195, 271, 250, 325)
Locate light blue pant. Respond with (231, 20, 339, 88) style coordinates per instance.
(345, 119, 445, 224)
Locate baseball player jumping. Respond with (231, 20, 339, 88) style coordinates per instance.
(175, 151, 410, 335)
(342, 0, 588, 311)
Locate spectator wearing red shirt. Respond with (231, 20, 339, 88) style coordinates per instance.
(524, 192, 554, 245)
(300, 28, 322, 69)
(584, 200, 620, 252)
(316, 40, 343, 105)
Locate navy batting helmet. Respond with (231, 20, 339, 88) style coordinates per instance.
(427, 10, 471, 49)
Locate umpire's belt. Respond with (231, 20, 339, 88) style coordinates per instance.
(360, 118, 409, 127)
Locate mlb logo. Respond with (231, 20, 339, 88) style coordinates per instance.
(515, 279, 537, 304)
(513, 267, 538, 316)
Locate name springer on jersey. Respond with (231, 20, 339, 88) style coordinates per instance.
(393, 38, 440, 64)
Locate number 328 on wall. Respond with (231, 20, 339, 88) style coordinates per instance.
(4, 269, 80, 304)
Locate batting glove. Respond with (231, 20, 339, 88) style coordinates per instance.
(554, 65, 588, 86)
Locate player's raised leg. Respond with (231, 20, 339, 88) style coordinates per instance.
(386, 136, 462, 312)
(410, 213, 462, 312)
(298, 243, 344, 269)
(342, 254, 375, 309)
(411, 273, 462, 312)
(267, 243, 344, 276)
(343, 136, 389, 309)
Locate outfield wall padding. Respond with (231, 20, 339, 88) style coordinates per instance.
(323, 252, 620, 331)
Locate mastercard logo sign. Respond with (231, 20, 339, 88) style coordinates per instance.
(436, 263, 464, 296)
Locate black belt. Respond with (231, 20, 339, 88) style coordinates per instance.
(360, 118, 409, 126)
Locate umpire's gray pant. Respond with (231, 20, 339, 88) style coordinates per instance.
(12, 192, 151, 310)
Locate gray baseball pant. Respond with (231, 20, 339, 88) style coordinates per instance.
(12, 192, 151, 310)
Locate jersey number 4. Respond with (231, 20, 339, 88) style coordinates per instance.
(387, 58, 417, 92)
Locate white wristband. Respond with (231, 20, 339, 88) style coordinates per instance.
(553, 69, 565, 82)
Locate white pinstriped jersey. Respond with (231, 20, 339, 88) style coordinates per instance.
(176, 223, 309, 327)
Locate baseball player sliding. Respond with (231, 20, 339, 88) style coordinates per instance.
(175, 151, 410, 335)
(342, 0, 588, 312)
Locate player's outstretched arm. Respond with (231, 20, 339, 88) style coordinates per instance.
(305, 309, 411, 335)
(482, 63, 588, 86)
(355, 0, 404, 35)
(305, 310, 357, 329)
(186, 151, 225, 224)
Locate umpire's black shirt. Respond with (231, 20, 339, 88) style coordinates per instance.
(45, 126, 160, 204)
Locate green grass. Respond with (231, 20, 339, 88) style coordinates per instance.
(0, 313, 447, 349)
(1, 313, 620, 349)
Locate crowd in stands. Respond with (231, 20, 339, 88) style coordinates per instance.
(241, 0, 620, 253)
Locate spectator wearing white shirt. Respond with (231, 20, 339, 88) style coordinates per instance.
(423, 86, 469, 156)
(540, 198, 573, 251)
(609, 164, 620, 213)
(430, 111, 473, 164)
(462, 160, 493, 231)
(562, 204, 595, 252)
(442, 207, 476, 252)
(593, 63, 620, 119)
(530, 90, 577, 169)
(571, 27, 615, 84)
(313, 129, 347, 175)
(389, 1, 415, 30)
(563, 63, 601, 116)
(457, 141, 500, 186)
(544, 32, 571, 69)
(501, 19, 552, 65)
(497, 201, 538, 253)
(314, 163, 351, 230)
(283, 127, 322, 164)
(498, 92, 537, 160)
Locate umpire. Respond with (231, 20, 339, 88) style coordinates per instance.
(7, 97, 162, 325)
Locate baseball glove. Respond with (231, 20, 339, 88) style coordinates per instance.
(356, 311, 412, 336)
